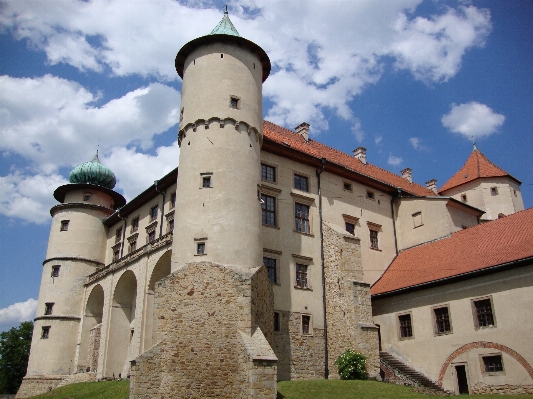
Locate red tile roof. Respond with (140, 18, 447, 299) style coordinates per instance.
(262, 121, 434, 197)
(439, 149, 519, 193)
(371, 208, 533, 296)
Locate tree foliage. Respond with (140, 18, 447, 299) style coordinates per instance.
(334, 350, 367, 380)
(0, 321, 33, 394)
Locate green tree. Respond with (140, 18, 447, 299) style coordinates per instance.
(0, 321, 33, 394)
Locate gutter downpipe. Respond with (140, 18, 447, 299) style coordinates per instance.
(117, 207, 127, 258)
(390, 187, 401, 255)
(154, 180, 166, 238)
(316, 157, 328, 379)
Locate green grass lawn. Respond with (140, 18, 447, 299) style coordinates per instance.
(25, 378, 533, 399)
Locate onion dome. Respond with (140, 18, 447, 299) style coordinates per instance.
(69, 151, 116, 189)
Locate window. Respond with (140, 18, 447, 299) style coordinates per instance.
(370, 230, 379, 249)
(367, 191, 375, 200)
(301, 315, 311, 335)
(261, 195, 276, 226)
(113, 248, 120, 262)
(170, 192, 176, 208)
(490, 187, 498, 196)
(343, 182, 352, 191)
(41, 326, 50, 339)
(345, 222, 355, 235)
(294, 174, 308, 192)
(180, 107, 184, 122)
(261, 164, 276, 182)
(483, 355, 503, 373)
(115, 227, 122, 243)
(168, 219, 174, 232)
(83, 194, 91, 201)
(202, 176, 211, 188)
(148, 230, 156, 244)
(398, 314, 413, 338)
(129, 240, 137, 253)
(44, 302, 54, 315)
(295, 264, 308, 288)
(230, 96, 239, 109)
(263, 257, 277, 283)
(461, 194, 467, 203)
(197, 242, 206, 255)
(60, 220, 69, 231)
(295, 203, 310, 233)
(433, 307, 452, 334)
(51, 265, 60, 278)
(131, 217, 139, 233)
(150, 206, 158, 221)
(412, 212, 423, 228)
(274, 312, 280, 332)
(514, 189, 517, 197)
(473, 298, 495, 328)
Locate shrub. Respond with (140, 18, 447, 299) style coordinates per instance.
(334, 350, 367, 380)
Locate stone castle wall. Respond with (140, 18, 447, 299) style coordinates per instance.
(86, 323, 101, 372)
(15, 376, 64, 398)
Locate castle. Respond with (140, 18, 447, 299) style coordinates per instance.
(17, 11, 533, 398)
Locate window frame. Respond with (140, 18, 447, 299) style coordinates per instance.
(44, 302, 54, 316)
(200, 172, 213, 189)
(490, 187, 499, 196)
(295, 263, 310, 289)
(261, 194, 276, 227)
(263, 256, 277, 284)
(343, 182, 353, 192)
(51, 265, 60, 278)
(131, 216, 139, 233)
(366, 191, 375, 200)
(150, 205, 158, 222)
(301, 314, 312, 335)
(148, 230, 156, 244)
(471, 296, 496, 329)
(196, 242, 206, 255)
(261, 163, 276, 183)
(115, 227, 122, 244)
(293, 173, 309, 192)
(41, 326, 50, 339)
(461, 194, 468, 203)
(368, 222, 381, 250)
(480, 354, 505, 374)
(398, 312, 414, 340)
(170, 192, 176, 209)
(294, 202, 310, 234)
(432, 305, 453, 335)
(60, 220, 70, 232)
(129, 240, 137, 253)
(229, 95, 240, 109)
(274, 311, 281, 332)
(412, 211, 423, 228)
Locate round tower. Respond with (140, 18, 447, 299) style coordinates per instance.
(25, 153, 125, 378)
(172, 9, 270, 270)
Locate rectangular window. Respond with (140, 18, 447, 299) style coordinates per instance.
(168, 219, 174, 232)
(115, 227, 122, 243)
(150, 206, 158, 221)
(412, 212, 423, 228)
(491, 187, 498, 196)
(113, 248, 120, 262)
(261, 164, 276, 182)
(274, 312, 280, 332)
(148, 230, 156, 244)
(301, 315, 311, 335)
(263, 257, 277, 283)
(367, 191, 375, 200)
(474, 298, 495, 328)
(261, 194, 276, 226)
(343, 182, 352, 191)
(294, 174, 308, 192)
(295, 203, 310, 234)
(41, 326, 50, 339)
(129, 240, 137, 253)
(197, 242, 206, 255)
(170, 192, 176, 208)
(60, 220, 69, 231)
(202, 176, 211, 188)
(83, 194, 91, 201)
(398, 314, 413, 338)
(44, 302, 54, 315)
(345, 222, 355, 235)
(434, 307, 452, 334)
(230, 97, 239, 109)
(51, 265, 60, 278)
(295, 264, 308, 288)
(131, 217, 139, 233)
(370, 230, 379, 249)
(461, 194, 467, 203)
(483, 355, 503, 373)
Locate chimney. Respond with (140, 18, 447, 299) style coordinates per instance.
(295, 122, 310, 142)
(353, 147, 367, 165)
(425, 179, 438, 195)
(401, 168, 412, 183)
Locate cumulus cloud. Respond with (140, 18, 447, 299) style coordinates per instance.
(388, 153, 403, 166)
(351, 119, 365, 143)
(441, 101, 505, 139)
(409, 137, 428, 151)
(0, 298, 37, 332)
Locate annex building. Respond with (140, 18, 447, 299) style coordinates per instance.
(17, 10, 532, 399)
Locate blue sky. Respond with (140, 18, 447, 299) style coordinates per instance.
(0, 0, 532, 332)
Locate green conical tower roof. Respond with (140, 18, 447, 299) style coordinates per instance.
(210, 6, 240, 36)
(69, 151, 116, 189)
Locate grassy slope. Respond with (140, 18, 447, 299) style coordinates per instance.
(25, 379, 533, 399)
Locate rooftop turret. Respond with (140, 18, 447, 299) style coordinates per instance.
(69, 151, 117, 189)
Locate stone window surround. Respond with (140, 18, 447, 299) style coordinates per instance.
(44, 302, 54, 315)
(229, 94, 240, 109)
(432, 304, 453, 336)
(51, 265, 60, 278)
(261, 162, 277, 184)
(343, 214, 359, 236)
(293, 254, 313, 290)
(263, 248, 281, 285)
(195, 237, 207, 256)
(60, 220, 70, 232)
(169, 191, 176, 209)
(130, 216, 139, 233)
(127, 233, 139, 253)
(397, 312, 414, 340)
(412, 211, 423, 228)
(291, 192, 315, 236)
(166, 210, 175, 233)
(41, 326, 50, 339)
(200, 172, 213, 189)
(261, 185, 281, 229)
(150, 205, 159, 222)
(115, 227, 122, 243)
(479, 353, 505, 375)
(301, 313, 313, 336)
(471, 296, 497, 330)
(293, 172, 310, 193)
(367, 222, 382, 251)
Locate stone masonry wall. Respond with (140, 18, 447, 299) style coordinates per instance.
(15, 376, 64, 398)
(471, 383, 533, 395)
(323, 222, 380, 379)
(274, 311, 325, 381)
(86, 323, 101, 372)
(130, 262, 277, 399)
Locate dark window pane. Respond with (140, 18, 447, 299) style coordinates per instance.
(261, 195, 276, 226)
(434, 307, 451, 333)
(370, 230, 379, 249)
(475, 299, 494, 327)
(295, 203, 310, 233)
(261, 164, 276, 182)
(263, 257, 276, 283)
(399, 314, 412, 338)
(302, 315, 310, 334)
(294, 174, 308, 192)
(345, 222, 355, 235)
(483, 355, 503, 372)
(296, 264, 308, 288)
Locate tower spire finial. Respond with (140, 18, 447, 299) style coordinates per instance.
(224, 4, 228, 15)
(471, 136, 477, 151)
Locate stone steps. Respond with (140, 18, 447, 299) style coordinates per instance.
(379, 351, 443, 391)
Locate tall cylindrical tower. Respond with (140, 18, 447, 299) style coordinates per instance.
(172, 10, 270, 270)
(24, 154, 125, 378)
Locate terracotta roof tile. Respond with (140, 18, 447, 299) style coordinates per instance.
(371, 208, 533, 296)
(439, 149, 518, 192)
(262, 121, 434, 197)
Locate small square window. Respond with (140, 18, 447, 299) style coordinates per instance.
(150, 206, 158, 221)
(461, 194, 467, 203)
(343, 182, 352, 191)
(301, 315, 311, 335)
(83, 194, 91, 201)
(41, 326, 50, 339)
(261, 164, 276, 182)
(129, 240, 137, 253)
(473, 298, 495, 328)
(60, 220, 69, 231)
(44, 302, 54, 315)
(51, 265, 60, 278)
(490, 187, 498, 196)
(345, 222, 355, 235)
(294, 174, 308, 192)
(274, 312, 281, 332)
(367, 191, 375, 200)
(197, 242, 206, 255)
(131, 217, 139, 233)
(202, 176, 212, 188)
(412, 212, 423, 228)
(115, 227, 122, 244)
(148, 230, 156, 244)
(370, 230, 379, 250)
(295, 264, 308, 289)
(230, 97, 239, 109)
(398, 314, 413, 338)
(261, 195, 276, 227)
(483, 355, 503, 373)
(433, 306, 452, 334)
(170, 192, 176, 208)
(263, 257, 277, 283)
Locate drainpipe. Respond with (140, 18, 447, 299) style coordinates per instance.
(117, 207, 127, 258)
(316, 157, 328, 379)
(390, 187, 401, 255)
(154, 180, 166, 238)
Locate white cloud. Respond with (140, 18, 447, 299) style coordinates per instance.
(409, 136, 428, 151)
(388, 153, 403, 166)
(351, 119, 365, 143)
(441, 101, 505, 139)
(0, 298, 37, 332)
(375, 135, 383, 145)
